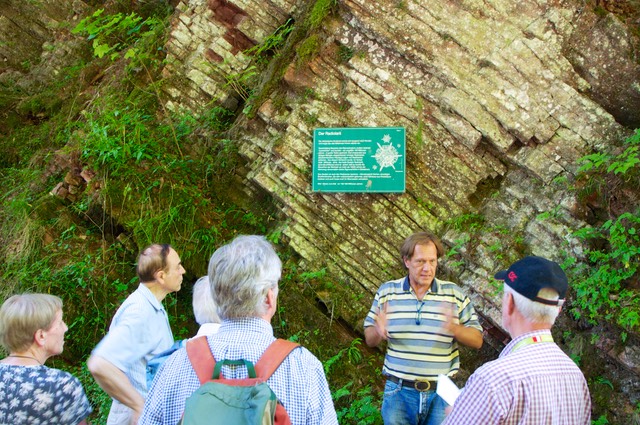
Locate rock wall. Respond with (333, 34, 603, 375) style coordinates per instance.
(0, 0, 85, 71)
(162, 0, 631, 323)
(161, 0, 640, 418)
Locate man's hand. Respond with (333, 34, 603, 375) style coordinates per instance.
(130, 409, 141, 425)
(441, 302, 459, 335)
(374, 301, 389, 340)
(365, 302, 389, 347)
(440, 303, 483, 349)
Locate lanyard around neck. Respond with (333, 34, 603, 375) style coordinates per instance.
(511, 334, 554, 353)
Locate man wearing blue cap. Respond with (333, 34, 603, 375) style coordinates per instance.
(442, 256, 591, 424)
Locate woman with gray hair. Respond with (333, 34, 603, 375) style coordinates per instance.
(0, 293, 92, 424)
(145, 275, 223, 389)
(192, 276, 221, 336)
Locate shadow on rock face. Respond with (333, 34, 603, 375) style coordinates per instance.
(564, 9, 640, 128)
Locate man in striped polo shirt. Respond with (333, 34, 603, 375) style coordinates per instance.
(364, 231, 483, 425)
(442, 256, 591, 424)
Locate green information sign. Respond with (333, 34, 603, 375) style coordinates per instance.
(312, 127, 406, 193)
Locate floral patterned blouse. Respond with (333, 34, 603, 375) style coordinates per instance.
(0, 363, 92, 424)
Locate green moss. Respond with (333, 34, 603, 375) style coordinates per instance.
(296, 34, 322, 68)
(16, 92, 63, 118)
(594, 5, 608, 18)
(307, 0, 337, 30)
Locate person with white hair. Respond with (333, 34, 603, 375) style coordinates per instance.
(191, 276, 221, 337)
(442, 256, 591, 424)
(139, 235, 338, 425)
(143, 276, 222, 390)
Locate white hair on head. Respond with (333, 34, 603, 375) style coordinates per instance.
(192, 276, 221, 325)
(208, 235, 281, 320)
(505, 285, 561, 325)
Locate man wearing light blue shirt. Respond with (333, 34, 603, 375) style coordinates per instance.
(88, 244, 185, 425)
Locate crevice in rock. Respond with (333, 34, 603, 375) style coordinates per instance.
(468, 174, 504, 208)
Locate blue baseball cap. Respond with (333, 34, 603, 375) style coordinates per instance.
(494, 256, 568, 306)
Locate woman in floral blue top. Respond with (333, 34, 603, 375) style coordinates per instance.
(0, 293, 92, 424)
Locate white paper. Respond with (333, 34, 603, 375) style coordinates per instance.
(436, 374, 461, 406)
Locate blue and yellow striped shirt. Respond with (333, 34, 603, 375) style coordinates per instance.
(364, 276, 481, 380)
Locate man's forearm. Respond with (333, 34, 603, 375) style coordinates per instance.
(87, 355, 145, 413)
(451, 325, 483, 349)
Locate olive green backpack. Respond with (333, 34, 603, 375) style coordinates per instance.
(179, 336, 299, 425)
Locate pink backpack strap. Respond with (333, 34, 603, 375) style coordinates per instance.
(186, 336, 216, 385)
(254, 339, 300, 381)
(185, 336, 299, 384)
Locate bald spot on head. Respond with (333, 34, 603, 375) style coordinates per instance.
(137, 244, 172, 283)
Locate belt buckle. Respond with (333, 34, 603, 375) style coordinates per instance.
(414, 380, 431, 392)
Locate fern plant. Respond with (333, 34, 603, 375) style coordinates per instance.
(569, 129, 640, 332)
(72, 8, 167, 71)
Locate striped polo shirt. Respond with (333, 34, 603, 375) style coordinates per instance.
(364, 276, 482, 381)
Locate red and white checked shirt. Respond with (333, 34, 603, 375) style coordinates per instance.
(443, 329, 591, 425)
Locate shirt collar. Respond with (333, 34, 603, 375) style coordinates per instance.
(402, 276, 440, 294)
(138, 283, 165, 312)
(500, 329, 553, 358)
(219, 317, 274, 335)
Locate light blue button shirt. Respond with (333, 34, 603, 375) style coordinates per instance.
(93, 284, 174, 399)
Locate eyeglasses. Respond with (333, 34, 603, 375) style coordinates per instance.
(416, 301, 426, 325)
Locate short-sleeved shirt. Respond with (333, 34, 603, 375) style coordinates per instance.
(139, 317, 338, 425)
(364, 276, 482, 380)
(0, 364, 92, 424)
(442, 330, 591, 424)
(92, 283, 174, 402)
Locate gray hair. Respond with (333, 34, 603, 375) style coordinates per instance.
(504, 284, 561, 325)
(192, 276, 221, 325)
(0, 293, 62, 352)
(208, 235, 281, 319)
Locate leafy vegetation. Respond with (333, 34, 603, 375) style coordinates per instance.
(334, 384, 383, 425)
(246, 18, 295, 66)
(565, 130, 640, 333)
(1, 3, 272, 423)
(72, 8, 167, 72)
(567, 211, 640, 331)
(1, 3, 381, 423)
(327, 340, 383, 425)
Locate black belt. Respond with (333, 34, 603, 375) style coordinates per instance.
(385, 374, 436, 392)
